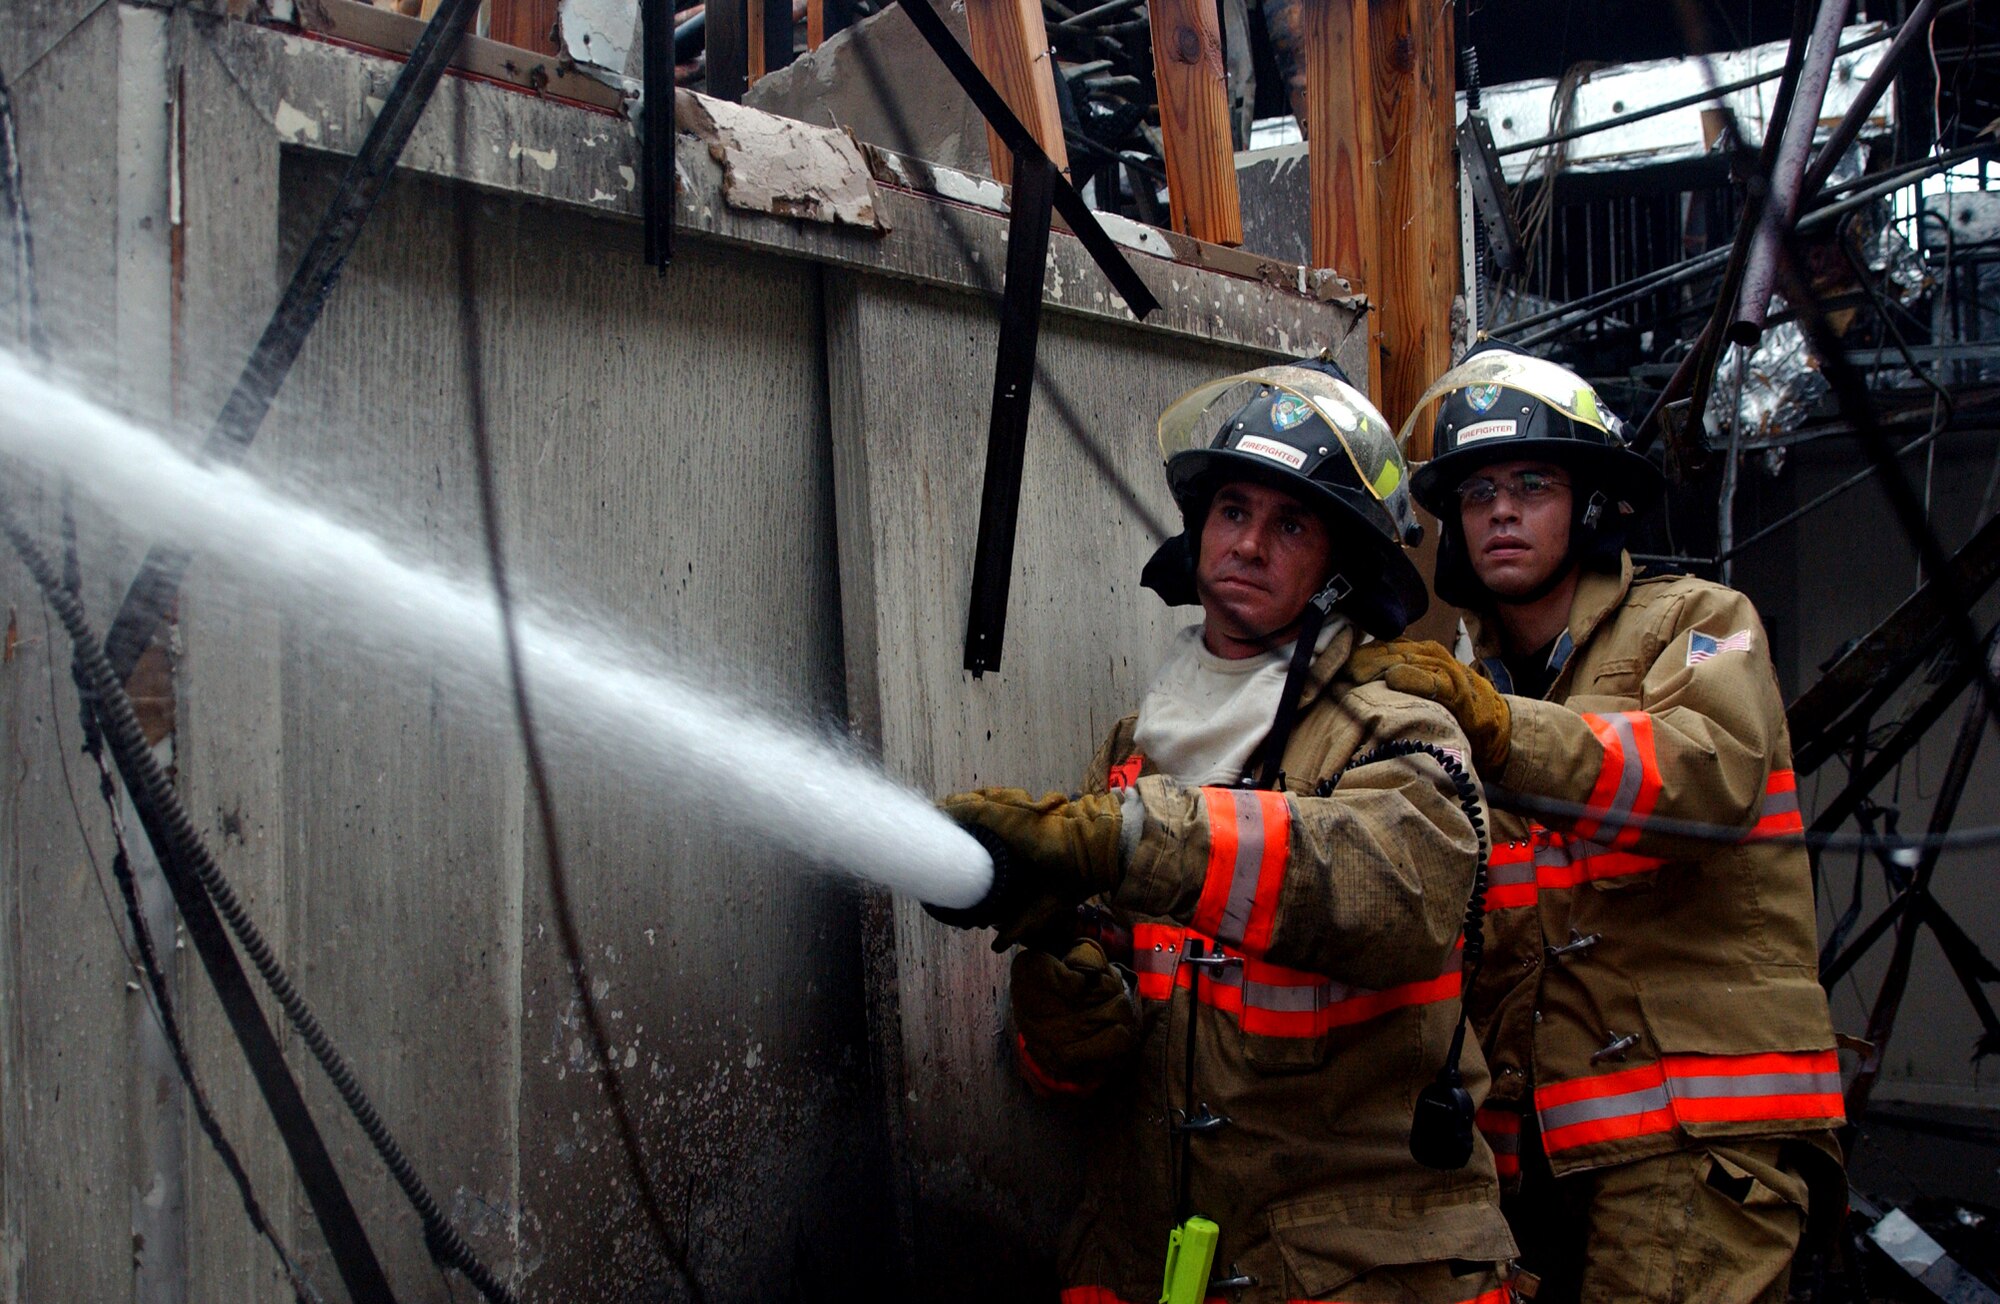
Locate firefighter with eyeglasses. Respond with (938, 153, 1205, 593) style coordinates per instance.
(925, 355, 1517, 1303)
(1345, 340, 1845, 1303)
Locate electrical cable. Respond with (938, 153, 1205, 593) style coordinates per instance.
(0, 495, 516, 1304)
(84, 727, 325, 1304)
(451, 174, 705, 1303)
(1327, 740, 1488, 1172)
(1487, 783, 2000, 856)
(1494, 18, 1950, 160)
(41, 496, 326, 1302)
(1765, 229, 2000, 751)
(841, 29, 1174, 543)
(1837, 217, 1955, 420)
(1713, 417, 1972, 564)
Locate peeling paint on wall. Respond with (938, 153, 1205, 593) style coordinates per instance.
(508, 142, 559, 171)
(271, 98, 322, 144)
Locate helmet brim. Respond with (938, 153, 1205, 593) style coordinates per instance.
(1409, 438, 1665, 520)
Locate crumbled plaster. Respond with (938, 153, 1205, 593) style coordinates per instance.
(557, 0, 639, 80)
(674, 91, 888, 233)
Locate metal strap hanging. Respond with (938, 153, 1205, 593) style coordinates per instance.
(890, 0, 1161, 672)
(102, 0, 485, 681)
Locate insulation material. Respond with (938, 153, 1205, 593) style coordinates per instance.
(1715, 305, 1826, 444)
(1464, 22, 1895, 185)
(675, 90, 889, 231)
(1871, 220, 1931, 305)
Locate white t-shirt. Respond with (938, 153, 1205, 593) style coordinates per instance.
(1131, 618, 1344, 787)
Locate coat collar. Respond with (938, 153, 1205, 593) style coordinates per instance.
(1293, 619, 1360, 716)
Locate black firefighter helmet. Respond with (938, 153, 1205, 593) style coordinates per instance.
(1399, 341, 1665, 609)
(1140, 354, 1430, 640)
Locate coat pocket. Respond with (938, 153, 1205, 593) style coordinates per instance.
(1633, 968, 1843, 1141)
(1267, 1186, 1517, 1299)
(1635, 967, 1834, 1056)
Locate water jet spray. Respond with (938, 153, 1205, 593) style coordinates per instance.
(0, 348, 994, 910)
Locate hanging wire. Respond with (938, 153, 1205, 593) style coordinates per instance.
(449, 166, 705, 1302)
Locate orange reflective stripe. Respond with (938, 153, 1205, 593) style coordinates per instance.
(1332, 1288, 1510, 1304)
(1504, 771, 1804, 911)
(1485, 841, 1537, 911)
(1015, 1031, 1093, 1097)
(1747, 768, 1804, 839)
(1536, 1050, 1844, 1155)
(1107, 754, 1143, 790)
(1070, 1288, 1504, 1304)
(1190, 787, 1241, 940)
(1188, 787, 1292, 957)
(1533, 843, 1667, 890)
(1241, 967, 1460, 1037)
(1476, 1106, 1521, 1178)
(1576, 711, 1662, 846)
(1130, 922, 1460, 1037)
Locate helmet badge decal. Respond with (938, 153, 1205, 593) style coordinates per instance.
(1269, 392, 1314, 432)
(1234, 433, 1309, 469)
(1464, 383, 1502, 413)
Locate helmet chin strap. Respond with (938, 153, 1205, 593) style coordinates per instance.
(1252, 574, 1351, 790)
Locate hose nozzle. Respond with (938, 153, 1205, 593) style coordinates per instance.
(922, 824, 1011, 929)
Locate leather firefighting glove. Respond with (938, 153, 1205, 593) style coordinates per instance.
(1345, 638, 1512, 774)
(1010, 939, 1139, 1095)
(927, 788, 1127, 951)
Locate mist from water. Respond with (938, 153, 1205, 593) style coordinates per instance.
(0, 348, 994, 909)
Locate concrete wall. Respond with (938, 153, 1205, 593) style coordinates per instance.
(0, 6, 1360, 1301)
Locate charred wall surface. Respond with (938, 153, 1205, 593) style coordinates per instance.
(0, 6, 1362, 1299)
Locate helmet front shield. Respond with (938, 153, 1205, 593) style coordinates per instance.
(1395, 351, 1615, 454)
(1157, 365, 1420, 542)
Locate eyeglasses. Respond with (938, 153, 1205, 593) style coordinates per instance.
(1455, 470, 1570, 506)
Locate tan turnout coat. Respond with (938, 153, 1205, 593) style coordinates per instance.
(1463, 558, 1843, 1185)
(1047, 624, 1517, 1303)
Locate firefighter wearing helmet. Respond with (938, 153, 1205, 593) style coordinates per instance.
(1346, 341, 1845, 1303)
(926, 355, 1516, 1303)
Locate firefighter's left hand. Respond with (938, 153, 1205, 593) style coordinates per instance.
(1010, 939, 1139, 1095)
(1346, 638, 1511, 774)
(931, 788, 1126, 950)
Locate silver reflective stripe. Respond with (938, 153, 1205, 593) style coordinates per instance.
(1669, 1070, 1841, 1100)
(1537, 1082, 1671, 1134)
(1483, 1129, 1520, 1154)
(1133, 948, 1175, 978)
(1761, 787, 1801, 817)
(1599, 714, 1644, 828)
(1243, 979, 1337, 1012)
(1488, 860, 1535, 887)
(1205, 963, 1245, 990)
(1533, 841, 1575, 868)
(1213, 794, 1271, 947)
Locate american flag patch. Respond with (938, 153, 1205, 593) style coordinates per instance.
(1687, 629, 1754, 665)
